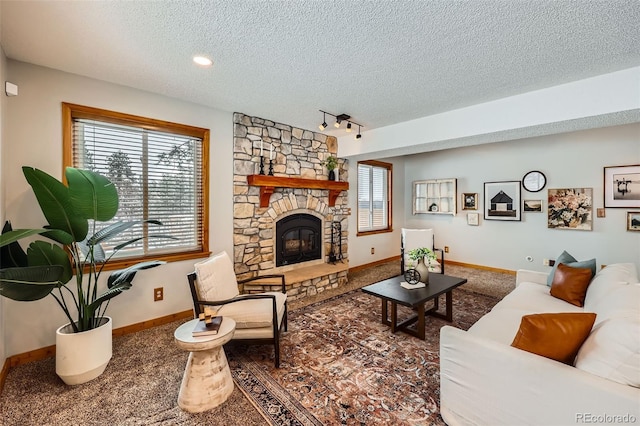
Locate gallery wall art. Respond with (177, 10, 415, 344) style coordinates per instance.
(548, 188, 593, 231)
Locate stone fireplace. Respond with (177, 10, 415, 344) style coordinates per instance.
(232, 113, 349, 301)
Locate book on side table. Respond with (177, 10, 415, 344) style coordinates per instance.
(192, 313, 223, 337)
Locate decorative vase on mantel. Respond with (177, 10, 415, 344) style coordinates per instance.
(414, 258, 429, 284)
(328, 169, 336, 181)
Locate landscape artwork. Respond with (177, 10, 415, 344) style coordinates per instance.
(523, 200, 542, 212)
(627, 212, 640, 232)
(548, 188, 593, 231)
(604, 165, 640, 208)
(484, 181, 521, 221)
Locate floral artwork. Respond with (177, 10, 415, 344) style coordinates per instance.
(547, 188, 593, 230)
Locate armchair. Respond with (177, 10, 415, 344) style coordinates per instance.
(400, 228, 445, 274)
(187, 251, 288, 367)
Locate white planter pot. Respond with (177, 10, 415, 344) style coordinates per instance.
(56, 316, 112, 385)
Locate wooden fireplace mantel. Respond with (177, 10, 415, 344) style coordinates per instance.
(247, 175, 349, 208)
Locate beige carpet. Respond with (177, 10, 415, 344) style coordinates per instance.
(0, 260, 515, 425)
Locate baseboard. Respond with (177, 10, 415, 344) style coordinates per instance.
(348, 255, 401, 274)
(0, 358, 10, 395)
(445, 260, 517, 275)
(348, 256, 516, 276)
(4, 310, 194, 373)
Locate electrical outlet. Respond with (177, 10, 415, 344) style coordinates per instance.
(444, 246, 449, 253)
(371, 247, 375, 255)
(154, 287, 163, 301)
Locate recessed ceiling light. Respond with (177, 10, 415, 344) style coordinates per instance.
(193, 56, 213, 67)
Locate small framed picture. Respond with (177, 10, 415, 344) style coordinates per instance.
(604, 165, 640, 208)
(523, 199, 542, 212)
(484, 181, 521, 221)
(462, 193, 478, 210)
(467, 212, 479, 226)
(627, 212, 640, 232)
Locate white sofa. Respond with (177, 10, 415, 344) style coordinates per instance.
(440, 263, 640, 426)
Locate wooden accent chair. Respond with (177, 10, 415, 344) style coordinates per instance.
(187, 251, 287, 367)
(400, 228, 445, 274)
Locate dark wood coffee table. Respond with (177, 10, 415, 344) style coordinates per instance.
(361, 274, 467, 339)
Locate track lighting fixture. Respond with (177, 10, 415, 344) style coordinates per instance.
(319, 112, 327, 131)
(318, 110, 364, 139)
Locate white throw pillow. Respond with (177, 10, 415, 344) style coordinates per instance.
(194, 251, 240, 303)
(575, 316, 640, 388)
(589, 284, 640, 324)
(583, 263, 638, 311)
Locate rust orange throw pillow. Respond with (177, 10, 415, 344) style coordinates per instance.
(511, 312, 597, 364)
(550, 263, 593, 307)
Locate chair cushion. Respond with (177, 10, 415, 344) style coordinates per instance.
(511, 312, 596, 364)
(209, 291, 287, 329)
(194, 251, 240, 302)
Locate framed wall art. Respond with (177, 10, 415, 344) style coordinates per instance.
(462, 193, 478, 210)
(604, 164, 640, 208)
(548, 188, 593, 231)
(523, 200, 542, 212)
(627, 212, 640, 232)
(484, 181, 521, 221)
(467, 212, 479, 226)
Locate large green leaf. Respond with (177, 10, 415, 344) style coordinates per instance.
(1, 222, 29, 267)
(66, 167, 118, 222)
(27, 241, 73, 284)
(107, 261, 165, 288)
(22, 167, 88, 242)
(0, 266, 63, 301)
(0, 227, 48, 248)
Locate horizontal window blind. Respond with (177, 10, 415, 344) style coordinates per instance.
(358, 163, 389, 232)
(73, 118, 204, 259)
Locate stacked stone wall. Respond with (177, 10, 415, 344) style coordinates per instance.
(232, 113, 349, 287)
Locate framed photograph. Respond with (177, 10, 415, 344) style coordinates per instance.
(604, 164, 640, 208)
(627, 212, 640, 232)
(467, 212, 479, 226)
(484, 181, 521, 221)
(523, 200, 542, 212)
(548, 188, 593, 231)
(462, 193, 478, 210)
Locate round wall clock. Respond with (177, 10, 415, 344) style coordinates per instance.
(522, 171, 547, 192)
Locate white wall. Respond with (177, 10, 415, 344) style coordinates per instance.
(347, 157, 406, 267)
(3, 61, 234, 356)
(402, 124, 640, 272)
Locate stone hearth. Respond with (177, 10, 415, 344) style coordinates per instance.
(232, 113, 349, 301)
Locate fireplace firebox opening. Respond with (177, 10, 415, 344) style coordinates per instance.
(276, 214, 322, 267)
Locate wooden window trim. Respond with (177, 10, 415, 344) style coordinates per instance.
(357, 159, 393, 236)
(62, 102, 210, 270)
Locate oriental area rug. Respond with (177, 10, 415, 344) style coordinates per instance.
(228, 285, 501, 426)
(0, 263, 511, 425)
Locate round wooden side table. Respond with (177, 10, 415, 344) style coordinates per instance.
(174, 317, 236, 412)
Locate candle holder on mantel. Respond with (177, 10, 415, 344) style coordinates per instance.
(259, 156, 265, 175)
(268, 158, 274, 176)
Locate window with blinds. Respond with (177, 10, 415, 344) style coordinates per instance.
(357, 160, 392, 234)
(62, 103, 210, 265)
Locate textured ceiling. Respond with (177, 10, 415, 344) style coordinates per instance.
(2, 1, 639, 135)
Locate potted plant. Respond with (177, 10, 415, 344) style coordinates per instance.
(322, 155, 339, 180)
(0, 166, 170, 385)
(408, 247, 437, 284)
